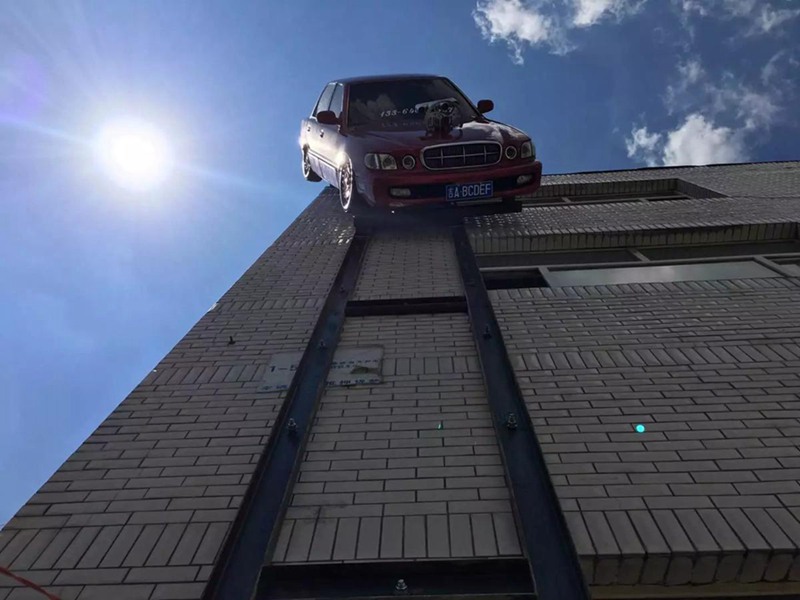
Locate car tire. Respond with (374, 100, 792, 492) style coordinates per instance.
(302, 149, 322, 182)
(339, 159, 367, 214)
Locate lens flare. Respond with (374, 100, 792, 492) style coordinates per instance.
(95, 118, 173, 191)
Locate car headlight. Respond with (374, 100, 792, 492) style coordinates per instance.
(520, 140, 535, 160)
(364, 153, 397, 170)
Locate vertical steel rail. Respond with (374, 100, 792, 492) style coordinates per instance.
(452, 226, 591, 600)
(202, 234, 370, 600)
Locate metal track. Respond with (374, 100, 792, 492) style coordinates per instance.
(201, 234, 370, 600)
(346, 296, 467, 317)
(452, 226, 591, 600)
(258, 558, 534, 599)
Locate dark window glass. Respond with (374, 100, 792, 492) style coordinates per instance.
(545, 261, 779, 287)
(642, 241, 800, 261)
(347, 78, 478, 128)
(329, 84, 344, 119)
(484, 269, 549, 290)
(313, 83, 336, 116)
(774, 259, 800, 276)
(565, 191, 687, 202)
(477, 249, 637, 268)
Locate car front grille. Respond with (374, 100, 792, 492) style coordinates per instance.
(421, 142, 502, 170)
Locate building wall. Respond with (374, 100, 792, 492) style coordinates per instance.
(272, 313, 521, 563)
(469, 161, 800, 587)
(0, 190, 352, 600)
(492, 280, 800, 585)
(2, 162, 800, 599)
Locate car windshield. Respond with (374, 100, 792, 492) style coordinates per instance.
(347, 78, 479, 129)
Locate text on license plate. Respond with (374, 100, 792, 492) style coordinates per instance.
(446, 181, 493, 201)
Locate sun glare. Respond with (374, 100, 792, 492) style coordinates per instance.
(95, 118, 173, 191)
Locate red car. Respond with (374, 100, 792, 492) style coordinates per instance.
(300, 74, 543, 213)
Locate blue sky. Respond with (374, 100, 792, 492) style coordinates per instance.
(1, 0, 798, 524)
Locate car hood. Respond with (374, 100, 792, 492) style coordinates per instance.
(347, 120, 527, 151)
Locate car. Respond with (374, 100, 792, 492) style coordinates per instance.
(299, 74, 543, 213)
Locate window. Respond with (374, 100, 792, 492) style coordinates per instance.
(480, 237, 800, 289)
(529, 190, 690, 206)
(484, 269, 549, 290)
(346, 77, 478, 128)
(313, 83, 336, 116)
(545, 261, 780, 287)
(641, 240, 800, 261)
(477, 248, 636, 269)
(329, 84, 344, 120)
(520, 178, 725, 206)
(771, 257, 800, 276)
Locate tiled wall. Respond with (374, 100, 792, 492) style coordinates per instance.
(491, 279, 800, 585)
(3, 163, 800, 598)
(0, 190, 352, 600)
(271, 314, 521, 563)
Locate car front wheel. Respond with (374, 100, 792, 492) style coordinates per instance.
(339, 159, 366, 214)
(302, 149, 321, 182)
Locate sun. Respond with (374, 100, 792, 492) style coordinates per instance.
(95, 118, 173, 191)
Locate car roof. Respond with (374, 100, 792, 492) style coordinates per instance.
(332, 74, 443, 85)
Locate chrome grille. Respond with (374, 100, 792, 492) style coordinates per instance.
(421, 141, 502, 170)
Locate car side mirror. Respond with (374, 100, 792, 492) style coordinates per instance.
(316, 110, 339, 125)
(477, 99, 494, 114)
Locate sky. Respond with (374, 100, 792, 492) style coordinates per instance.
(1, 0, 799, 525)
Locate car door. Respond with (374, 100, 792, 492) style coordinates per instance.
(316, 83, 345, 185)
(306, 83, 336, 181)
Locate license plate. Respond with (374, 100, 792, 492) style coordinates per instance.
(446, 181, 493, 201)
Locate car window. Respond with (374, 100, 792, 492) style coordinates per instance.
(329, 84, 344, 120)
(347, 78, 478, 128)
(313, 83, 336, 116)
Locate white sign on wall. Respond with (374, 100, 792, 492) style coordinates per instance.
(259, 346, 383, 392)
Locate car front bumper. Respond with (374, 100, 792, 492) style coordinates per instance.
(360, 160, 543, 208)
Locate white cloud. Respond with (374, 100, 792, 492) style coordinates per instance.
(679, 59, 704, 85)
(472, 0, 646, 63)
(721, 0, 756, 17)
(626, 114, 747, 166)
(732, 88, 779, 131)
(665, 58, 705, 112)
(625, 126, 662, 166)
(631, 58, 783, 168)
(663, 54, 782, 133)
(472, 0, 571, 63)
(707, 78, 780, 131)
(674, 0, 800, 35)
(572, 0, 645, 27)
(662, 114, 747, 165)
(677, 0, 709, 16)
(761, 51, 784, 85)
(761, 50, 799, 86)
(751, 4, 800, 34)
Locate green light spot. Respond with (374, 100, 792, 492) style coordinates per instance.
(437, 422, 443, 430)
(635, 424, 646, 433)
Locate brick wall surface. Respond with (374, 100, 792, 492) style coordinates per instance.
(468, 161, 800, 253)
(271, 313, 521, 563)
(353, 233, 462, 300)
(468, 197, 800, 253)
(4, 163, 800, 598)
(0, 189, 351, 600)
(490, 278, 800, 586)
(537, 161, 800, 198)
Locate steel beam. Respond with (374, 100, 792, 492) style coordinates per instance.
(452, 226, 591, 600)
(201, 235, 370, 600)
(258, 558, 534, 599)
(346, 296, 467, 317)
